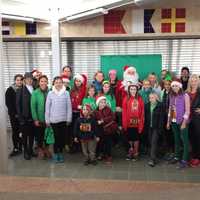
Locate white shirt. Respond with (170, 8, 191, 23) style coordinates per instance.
(26, 85, 33, 94)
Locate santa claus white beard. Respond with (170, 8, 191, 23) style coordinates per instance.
(122, 73, 139, 91)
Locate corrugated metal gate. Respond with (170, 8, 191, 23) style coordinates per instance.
(3, 39, 200, 89)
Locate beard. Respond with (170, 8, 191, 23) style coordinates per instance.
(122, 72, 139, 91)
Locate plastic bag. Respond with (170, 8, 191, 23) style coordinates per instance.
(44, 127, 55, 144)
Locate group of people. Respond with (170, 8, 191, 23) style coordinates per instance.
(5, 65, 200, 169)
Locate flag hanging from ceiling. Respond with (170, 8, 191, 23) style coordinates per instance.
(13, 22, 26, 35)
(161, 8, 186, 33)
(26, 22, 37, 34)
(144, 9, 155, 33)
(2, 21, 10, 35)
(131, 9, 155, 33)
(104, 10, 126, 34)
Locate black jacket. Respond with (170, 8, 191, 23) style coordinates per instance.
(191, 88, 200, 120)
(16, 85, 33, 124)
(5, 85, 17, 116)
(145, 101, 164, 130)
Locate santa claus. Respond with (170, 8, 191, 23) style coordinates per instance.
(115, 65, 139, 109)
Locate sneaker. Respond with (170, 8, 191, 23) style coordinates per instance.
(38, 148, 45, 159)
(65, 145, 70, 153)
(177, 160, 188, 169)
(43, 148, 52, 159)
(148, 160, 155, 167)
(190, 159, 200, 168)
(84, 159, 90, 166)
(9, 149, 20, 157)
(164, 153, 174, 161)
(52, 154, 59, 163)
(90, 160, 98, 165)
(132, 154, 139, 162)
(105, 157, 112, 165)
(58, 153, 64, 163)
(24, 152, 31, 160)
(97, 155, 103, 161)
(168, 157, 179, 164)
(126, 154, 133, 160)
(126, 148, 134, 160)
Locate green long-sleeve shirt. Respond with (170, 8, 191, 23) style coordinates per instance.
(31, 88, 48, 122)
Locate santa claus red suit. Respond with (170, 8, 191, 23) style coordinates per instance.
(115, 66, 139, 107)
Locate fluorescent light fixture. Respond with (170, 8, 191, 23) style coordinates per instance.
(106, 0, 135, 10)
(65, 8, 108, 22)
(2, 14, 34, 22)
(134, 0, 143, 3)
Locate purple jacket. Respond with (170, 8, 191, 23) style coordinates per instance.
(169, 93, 188, 124)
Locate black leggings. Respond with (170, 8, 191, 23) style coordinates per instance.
(21, 121, 35, 155)
(97, 134, 113, 157)
(51, 122, 67, 153)
(9, 115, 22, 150)
(190, 118, 200, 159)
(36, 126, 47, 148)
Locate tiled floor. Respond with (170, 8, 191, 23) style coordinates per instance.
(3, 132, 200, 200)
(0, 175, 200, 200)
(7, 149, 200, 183)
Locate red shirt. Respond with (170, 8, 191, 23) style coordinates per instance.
(122, 95, 144, 133)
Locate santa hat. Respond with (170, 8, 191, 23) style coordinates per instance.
(109, 69, 117, 75)
(96, 96, 106, 106)
(74, 73, 84, 83)
(31, 68, 39, 77)
(61, 75, 70, 83)
(124, 65, 136, 73)
(171, 80, 182, 88)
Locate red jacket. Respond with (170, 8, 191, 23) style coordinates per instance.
(122, 95, 144, 133)
(70, 75, 87, 111)
(94, 106, 116, 135)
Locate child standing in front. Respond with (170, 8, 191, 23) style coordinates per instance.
(122, 84, 144, 161)
(94, 96, 117, 164)
(145, 92, 163, 167)
(74, 104, 99, 165)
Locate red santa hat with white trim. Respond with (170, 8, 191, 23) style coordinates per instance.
(96, 96, 106, 106)
(124, 65, 136, 74)
(74, 73, 84, 83)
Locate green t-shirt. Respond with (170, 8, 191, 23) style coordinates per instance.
(105, 94, 116, 112)
(82, 97, 97, 110)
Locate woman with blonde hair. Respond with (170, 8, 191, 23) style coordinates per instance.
(187, 74, 200, 167)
